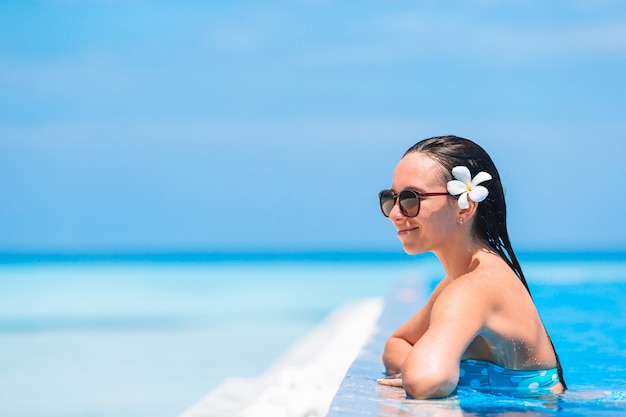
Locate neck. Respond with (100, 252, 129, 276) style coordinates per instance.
(433, 233, 487, 280)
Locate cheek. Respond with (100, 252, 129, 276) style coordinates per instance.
(435, 217, 456, 236)
(424, 207, 457, 235)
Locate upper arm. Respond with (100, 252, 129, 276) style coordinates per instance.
(401, 279, 491, 397)
(417, 282, 489, 363)
(389, 278, 449, 344)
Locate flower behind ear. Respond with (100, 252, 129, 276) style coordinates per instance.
(447, 166, 492, 209)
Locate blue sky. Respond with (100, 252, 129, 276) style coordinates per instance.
(1, 1, 625, 253)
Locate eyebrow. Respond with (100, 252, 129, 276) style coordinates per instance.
(392, 186, 428, 194)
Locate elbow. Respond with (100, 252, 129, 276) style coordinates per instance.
(382, 347, 399, 375)
(402, 369, 457, 399)
(381, 337, 406, 375)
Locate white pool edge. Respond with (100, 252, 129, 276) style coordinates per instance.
(178, 297, 385, 417)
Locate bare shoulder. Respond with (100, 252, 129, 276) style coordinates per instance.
(463, 252, 517, 287)
(434, 253, 516, 312)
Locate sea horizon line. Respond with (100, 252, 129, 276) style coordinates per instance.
(0, 248, 625, 264)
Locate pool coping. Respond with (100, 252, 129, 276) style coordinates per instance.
(177, 297, 386, 417)
(325, 277, 466, 417)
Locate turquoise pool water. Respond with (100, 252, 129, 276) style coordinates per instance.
(451, 279, 626, 416)
(0, 252, 625, 416)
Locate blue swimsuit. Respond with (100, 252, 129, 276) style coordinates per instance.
(458, 359, 560, 394)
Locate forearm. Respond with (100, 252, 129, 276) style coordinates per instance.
(382, 336, 413, 375)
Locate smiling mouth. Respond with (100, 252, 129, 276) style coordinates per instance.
(397, 227, 419, 235)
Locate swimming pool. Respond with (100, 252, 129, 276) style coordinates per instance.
(332, 253, 626, 417)
(423, 272, 626, 417)
(0, 252, 625, 416)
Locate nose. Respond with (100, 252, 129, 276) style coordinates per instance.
(387, 199, 405, 221)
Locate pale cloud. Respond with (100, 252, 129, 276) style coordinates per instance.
(283, 3, 626, 66)
(368, 13, 626, 64)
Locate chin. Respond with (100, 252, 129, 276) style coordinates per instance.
(401, 244, 426, 256)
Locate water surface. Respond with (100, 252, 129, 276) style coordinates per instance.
(1, 252, 624, 416)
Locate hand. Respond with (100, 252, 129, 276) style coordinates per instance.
(377, 373, 403, 387)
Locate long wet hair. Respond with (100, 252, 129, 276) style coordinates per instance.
(404, 135, 566, 389)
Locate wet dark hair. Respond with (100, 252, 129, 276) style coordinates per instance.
(405, 135, 566, 389)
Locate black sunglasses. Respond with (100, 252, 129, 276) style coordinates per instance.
(378, 189, 448, 218)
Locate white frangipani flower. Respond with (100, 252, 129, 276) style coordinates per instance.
(446, 166, 492, 209)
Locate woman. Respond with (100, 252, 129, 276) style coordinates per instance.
(376, 136, 565, 399)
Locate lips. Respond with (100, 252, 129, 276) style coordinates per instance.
(397, 227, 419, 235)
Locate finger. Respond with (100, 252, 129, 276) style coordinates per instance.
(377, 377, 403, 387)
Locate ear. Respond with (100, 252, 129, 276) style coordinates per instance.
(458, 197, 479, 225)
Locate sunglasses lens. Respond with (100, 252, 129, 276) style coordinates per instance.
(399, 190, 419, 217)
(379, 190, 395, 217)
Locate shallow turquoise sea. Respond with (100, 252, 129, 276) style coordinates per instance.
(0, 251, 625, 417)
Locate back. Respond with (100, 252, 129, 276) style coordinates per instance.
(452, 251, 557, 371)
